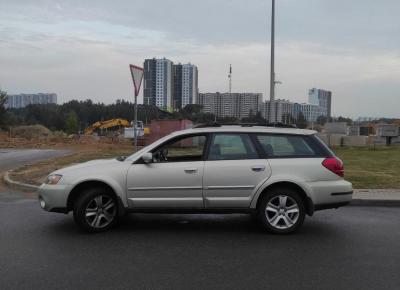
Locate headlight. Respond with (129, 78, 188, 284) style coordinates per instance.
(45, 174, 62, 185)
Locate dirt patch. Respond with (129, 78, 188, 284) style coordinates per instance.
(8, 143, 136, 186)
(10, 125, 51, 139)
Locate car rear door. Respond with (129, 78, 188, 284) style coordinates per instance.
(203, 133, 271, 208)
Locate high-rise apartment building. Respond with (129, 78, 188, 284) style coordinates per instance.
(144, 58, 173, 110)
(173, 63, 198, 109)
(261, 99, 293, 123)
(144, 58, 198, 111)
(198, 93, 262, 119)
(5, 93, 57, 109)
(308, 88, 332, 118)
(299, 103, 324, 122)
(259, 89, 332, 123)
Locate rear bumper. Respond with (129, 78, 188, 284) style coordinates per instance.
(307, 179, 353, 213)
(331, 191, 353, 196)
(307, 179, 353, 205)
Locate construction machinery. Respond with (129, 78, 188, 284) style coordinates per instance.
(84, 119, 131, 135)
(123, 121, 146, 139)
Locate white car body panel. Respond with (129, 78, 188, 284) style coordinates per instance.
(126, 161, 204, 208)
(38, 126, 353, 215)
(203, 159, 271, 208)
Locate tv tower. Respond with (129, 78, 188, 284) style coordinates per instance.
(228, 64, 232, 95)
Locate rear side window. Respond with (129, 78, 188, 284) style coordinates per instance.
(208, 134, 259, 160)
(256, 134, 316, 157)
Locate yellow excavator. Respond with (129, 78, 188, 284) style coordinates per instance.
(84, 119, 131, 135)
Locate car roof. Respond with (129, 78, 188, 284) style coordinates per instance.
(171, 125, 316, 136)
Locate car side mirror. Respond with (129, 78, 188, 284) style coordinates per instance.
(142, 152, 153, 164)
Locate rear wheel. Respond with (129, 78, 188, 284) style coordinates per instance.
(258, 187, 305, 234)
(73, 188, 118, 232)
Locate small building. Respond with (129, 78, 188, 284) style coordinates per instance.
(348, 126, 360, 136)
(376, 124, 399, 137)
(148, 119, 193, 144)
(323, 122, 347, 135)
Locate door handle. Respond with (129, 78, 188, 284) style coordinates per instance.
(184, 168, 198, 174)
(251, 165, 266, 172)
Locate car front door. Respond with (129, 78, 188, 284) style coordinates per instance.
(126, 134, 207, 208)
(203, 133, 272, 208)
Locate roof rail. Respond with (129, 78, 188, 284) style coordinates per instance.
(193, 122, 222, 128)
(193, 122, 297, 129)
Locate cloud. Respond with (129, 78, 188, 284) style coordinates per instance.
(0, 0, 399, 118)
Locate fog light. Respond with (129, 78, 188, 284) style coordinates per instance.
(39, 198, 46, 209)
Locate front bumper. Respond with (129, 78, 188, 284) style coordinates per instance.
(38, 183, 70, 213)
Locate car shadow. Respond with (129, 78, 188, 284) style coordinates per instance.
(46, 212, 343, 239)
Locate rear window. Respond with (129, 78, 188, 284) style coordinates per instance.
(208, 134, 259, 160)
(312, 135, 335, 157)
(256, 134, 317, 157)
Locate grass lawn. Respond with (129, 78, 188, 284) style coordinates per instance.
(333, 146, 400, 189)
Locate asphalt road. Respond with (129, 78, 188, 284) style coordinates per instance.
(0, 148, 70, 171)
(0, 196, 399, 290)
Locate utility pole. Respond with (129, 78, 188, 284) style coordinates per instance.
(269, 0, 275, 124)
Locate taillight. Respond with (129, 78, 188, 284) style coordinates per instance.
(322, 157, 344, 177)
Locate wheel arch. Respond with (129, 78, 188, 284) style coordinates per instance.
(67, 180, 126, 214)
(254, 181, 314, 216)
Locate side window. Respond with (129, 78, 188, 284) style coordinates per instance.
(208, 134, 259, 160)
(153, 135, 206, 163)
(256, 134, 316, 157)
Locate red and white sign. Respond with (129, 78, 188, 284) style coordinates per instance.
(129, 64, 144, 97)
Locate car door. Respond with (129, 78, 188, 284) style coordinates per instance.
(203, 133, 272, 208)
(126, 134, 207, 208)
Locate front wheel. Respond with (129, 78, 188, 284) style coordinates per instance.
(73, 188, 119, 232)
(258, 187, 305, 234)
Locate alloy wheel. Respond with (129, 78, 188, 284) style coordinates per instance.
(85, 195, 117, 229)
(265, 195, 300, 230)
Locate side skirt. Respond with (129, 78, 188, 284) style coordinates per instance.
(125, 208, 257, 214)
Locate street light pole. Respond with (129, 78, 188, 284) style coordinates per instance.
(269, 0, 275, 124)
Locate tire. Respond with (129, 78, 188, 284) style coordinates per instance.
(258, 187, 305, 234)
(73, 187, 119, 232)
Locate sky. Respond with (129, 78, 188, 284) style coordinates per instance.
(0, 0, 399, 118)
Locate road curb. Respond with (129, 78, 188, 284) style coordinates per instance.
(3, 170, 40, 192)
(350, 199, 400, 207)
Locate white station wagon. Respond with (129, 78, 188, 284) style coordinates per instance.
(39, 124, 353, 234)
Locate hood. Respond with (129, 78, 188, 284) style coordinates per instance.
(54, 158, 121, 175)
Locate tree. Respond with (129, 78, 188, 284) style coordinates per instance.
(241, 111, 266, 124)
(336, 116, 353, 126)
(65, 111, 79, 134)
(316, 115, 327, 125)
(181, 104, 202, 116)
(0, 90, 7, 127)
(296, 112, 307, 129)
(282, 113, 296, 125)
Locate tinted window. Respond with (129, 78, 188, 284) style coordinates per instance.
(153, 135, 206, 162)
(256, 134, 316, 157)
(208, 134, 259, 160)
